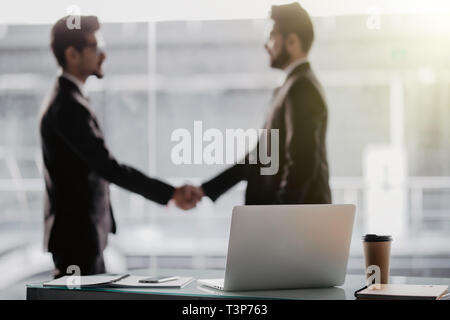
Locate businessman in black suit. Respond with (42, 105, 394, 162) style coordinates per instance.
(192, 3, 332, 205)
(40, 16, 198, 278)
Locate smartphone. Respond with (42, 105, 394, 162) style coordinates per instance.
(139, 276, 179, 283)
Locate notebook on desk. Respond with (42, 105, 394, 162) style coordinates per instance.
(43, 274, 194, 289)
(355, 284, 448, 300)
(43, 274, 130, 288)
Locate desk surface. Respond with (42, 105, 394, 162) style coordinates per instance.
(26, 268, 450, 300)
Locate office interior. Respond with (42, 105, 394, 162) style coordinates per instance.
(1, 0, 450, 299)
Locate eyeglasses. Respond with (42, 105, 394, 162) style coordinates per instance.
(269, 30, 282, 39)
(83, 41, 105, 54)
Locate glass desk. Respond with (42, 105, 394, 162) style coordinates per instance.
(26, 268, 450, 300)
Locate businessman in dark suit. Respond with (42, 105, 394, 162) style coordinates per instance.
(192, 3, 331, 205)
(40, 15, 197, 278)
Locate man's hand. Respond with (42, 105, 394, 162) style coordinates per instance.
(171, 185, 205, 210)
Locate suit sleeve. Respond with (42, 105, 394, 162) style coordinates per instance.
(275, 80, 325, 204)
(201, 163, 247, 202)
(52, 102, 174, 205)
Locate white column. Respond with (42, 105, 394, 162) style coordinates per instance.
(390, 76, 404, 147)
(147, 21, 159, 272)
(363, 75, 408, 239)
(148, 21, 157, 176)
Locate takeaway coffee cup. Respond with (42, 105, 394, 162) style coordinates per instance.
(362, 234, 393, 284)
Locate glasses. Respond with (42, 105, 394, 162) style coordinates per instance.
(269, 30, 282, 39)
(266, 30, 282, 49)
(83, 41, 105, 54)
(84, 42, 104, 54)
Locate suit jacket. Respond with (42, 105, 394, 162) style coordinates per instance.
(40, 76, 174, 257)
(202, 62, 331, 205)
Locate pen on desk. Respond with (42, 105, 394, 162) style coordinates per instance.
(111, 274, 130, 283)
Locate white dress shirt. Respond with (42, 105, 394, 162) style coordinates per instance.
(61, 71, 86, 97)
(284, 57, 309, 79)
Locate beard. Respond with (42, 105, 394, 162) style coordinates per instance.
(93, 57, 105, 79)
(93, 70, 104, 79)
(270, 44, 290, 69)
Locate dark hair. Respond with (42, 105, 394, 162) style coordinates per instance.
(271, 2, 314, 53)
(50, 15, 100, 68)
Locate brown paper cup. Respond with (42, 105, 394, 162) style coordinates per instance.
(362, 234, 392, 284)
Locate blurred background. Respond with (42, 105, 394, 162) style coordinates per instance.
(1, 0, 450, 298)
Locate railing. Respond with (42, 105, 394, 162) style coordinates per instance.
(0, 175, 449, 283)
(1, 176, 449, 231)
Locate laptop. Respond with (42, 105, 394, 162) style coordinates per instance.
(198, 204, 356, 291)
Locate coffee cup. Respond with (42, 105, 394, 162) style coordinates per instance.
(362, 234, 393, 285)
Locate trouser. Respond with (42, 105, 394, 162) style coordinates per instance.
(52, 251, 106, 279)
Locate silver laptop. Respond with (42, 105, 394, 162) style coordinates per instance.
(198, 204, 355, 291)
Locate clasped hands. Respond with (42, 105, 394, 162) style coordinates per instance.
(171, 184, 205, 210)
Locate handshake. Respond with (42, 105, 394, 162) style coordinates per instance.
(170, 185, 205, 210)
